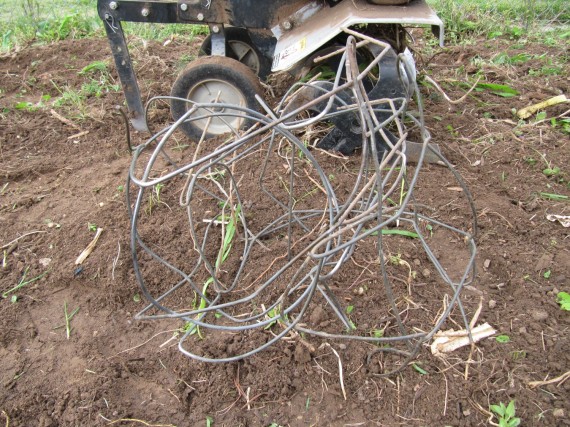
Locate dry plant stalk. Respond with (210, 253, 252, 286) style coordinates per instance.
(517, 95, 568, 119)
(528, 370, 570, 389)
(431, 322, 496, 356)
(75, 228, 104, 265)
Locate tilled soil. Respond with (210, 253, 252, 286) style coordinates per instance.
(0, 32, 569, 427)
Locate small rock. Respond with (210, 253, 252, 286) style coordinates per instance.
(358, 287, 365, 295)
(422, 268, 431, 278)
(484, 259, 491, 269)
(39, 257, 52, 267)
(553, 408, 565, 418)
(531, 309, 549, 322)
(488, 299, 497, 309)
(338, 343, 347, 350)
(519, 326, 527, 334)
(309, 305, 327, 326)
(294, 344, 311, 364)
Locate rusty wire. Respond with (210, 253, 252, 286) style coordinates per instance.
(126, 32, 477, 375)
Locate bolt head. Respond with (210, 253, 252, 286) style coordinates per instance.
(109, 1, 118, 9)
(180, 3, 188, 11)
(197, 13, 204, 21)
(141, 8, 149, 16)
(283, 20, 292, 30)
(212, 25, 220, 33)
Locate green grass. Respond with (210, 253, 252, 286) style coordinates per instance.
(1, 0, 100, 50)
(0, 0, 207, 52)
(2, 267, 48, 299)
(2, 0, 568, 51)
(427, 0, 570, 42)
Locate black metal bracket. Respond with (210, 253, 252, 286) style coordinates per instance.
(208, 24, 226, 56)
(102, 12, 149, 132)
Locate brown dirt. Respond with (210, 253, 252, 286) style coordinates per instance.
(0, 32, 569, 427)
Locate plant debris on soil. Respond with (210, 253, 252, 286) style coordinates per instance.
(0, 31, 569, 426)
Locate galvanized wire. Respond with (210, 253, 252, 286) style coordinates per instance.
(126, 32, 477, 375)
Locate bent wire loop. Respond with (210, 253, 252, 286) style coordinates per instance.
(126, 32, 477, 375)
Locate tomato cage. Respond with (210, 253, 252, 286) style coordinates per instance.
(125, 33, 478, 376)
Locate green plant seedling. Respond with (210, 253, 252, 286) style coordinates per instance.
(539, 192, 568, 201)
(88, 222, 97, 232)
(496, 335, 511, 343)
(556, 292, 570, 311)
(550, 118, 570, 134)
(511, 350, 527, 361)
(524, 157, 537, 166)
(2, 267, 48, 299)
(64, 301, 80, 339)
(412, 363, 428, 375)
(476, 82, 519, 98)
(542, 167, 560, 177)
(346, 305, 354, 315)
(265, 306, 286, 330)
(193, 203, 242, 337)
(543, 270, 551, 279)
(79, 60, 108, 75)
(371, 328, 384, 339)
(490, 400, 521, 427)
(146, 183, 170, 214)
(205, 416, 213, 427)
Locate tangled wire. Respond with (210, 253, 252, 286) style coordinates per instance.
(126, 30, 477, 375)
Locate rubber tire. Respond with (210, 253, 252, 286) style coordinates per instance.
(170, 56, 264, 141)
(199, 27, 272, 79)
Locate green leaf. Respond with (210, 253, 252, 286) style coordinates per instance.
(493, 92, 517, 98)
(536, 111, 547, 121)
(509, 418, 521, 427)
(542, 167, 560, 177)
(491, 403, 506, 417)
(496, 335, 511, 343)
(14, 101, 34, 110)
(346, 305, 354, 315)
(412, 363, 428, 375)
(369, 229, 419, 238)
(372, 329, 384, 338)
(539, 192, 568, 201)
(505, 401, 516, 418)
(10, 295, 18, 303)
(556, 292, 570, 311)
(543, 269, 551, 279)
(79, 61, 108, 75)
(477, 83, 519, 97)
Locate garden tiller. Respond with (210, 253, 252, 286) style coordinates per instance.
(97, 0, 444, 154)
